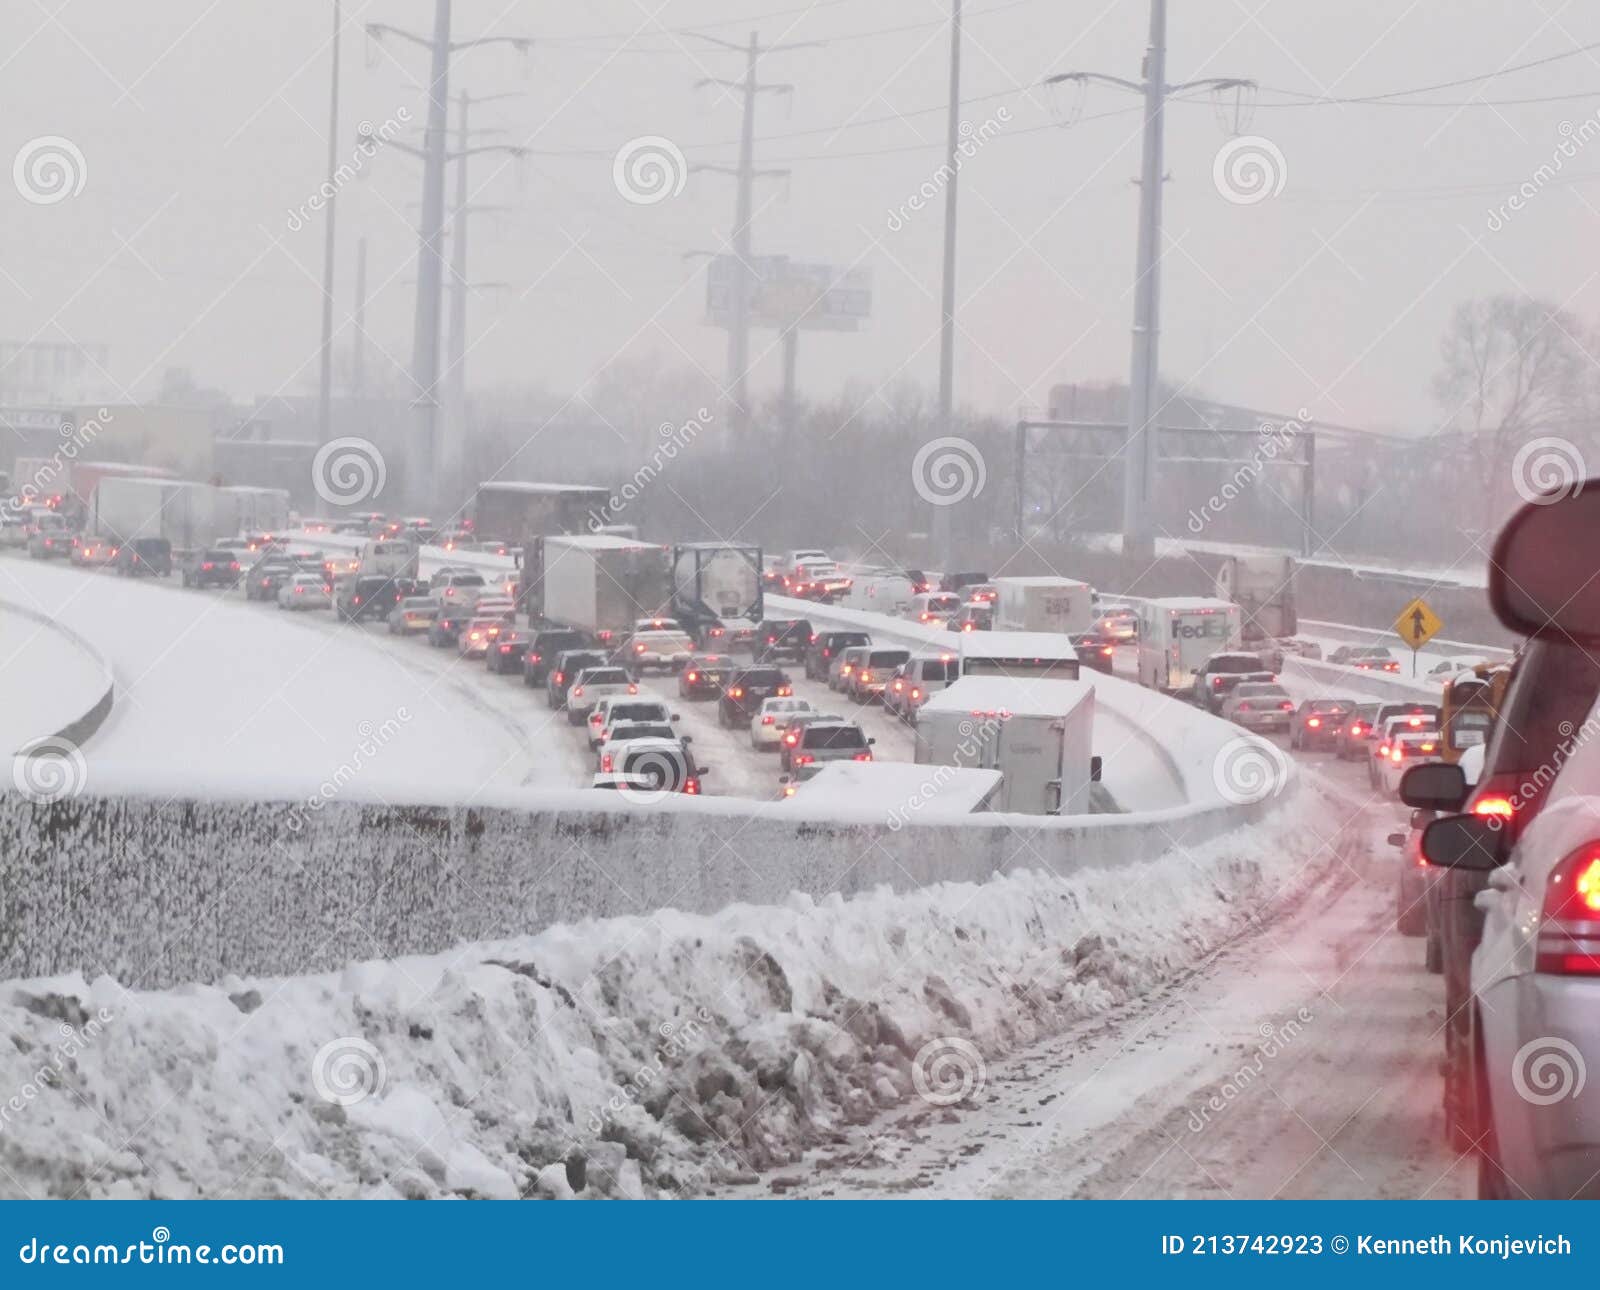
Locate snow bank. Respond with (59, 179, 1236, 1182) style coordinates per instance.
(0, 781, 1347, 1199)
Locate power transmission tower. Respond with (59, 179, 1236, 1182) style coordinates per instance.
(1047, 0, 1251, 562)
(365, 3, 529, 508)
(690, 32, 814, 431)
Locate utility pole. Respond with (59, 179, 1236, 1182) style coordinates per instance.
(316, 0, 342, 445)
(933, 0, 961, 572)
(365, 5, 528, 509)
(690, 32, 814, 430)
(352, 235, 368, 401)
(1048, 2, 1251, 562)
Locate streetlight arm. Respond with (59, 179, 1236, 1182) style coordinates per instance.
(364, 23, 433, 52)
(1044, 70, 1146, 94)
(1166, 75, 1255, 94)
(448, 35, 532, 54)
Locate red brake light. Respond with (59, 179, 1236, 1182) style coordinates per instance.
(572, 686, 584, 697)
(767, 635, 776, 644)
(201, 562, 213, 570)
(598, 630, 612, 642)
(686, 671, 698, 682)
(1237, 702, 1251, 712)
(1473, 795, 1516, 819)
(808, 634, 817, 643)
(731, 687, 743, 698)
(1307, 717, 1321, 728)
(1212, 676, 1224, 687)
(784, 733, 798, 745)
(627, 684, 638, 694)
(1538, 844, 1600, 973)
(777, 686, 791, 696)
(601, 754, 614, 772)
(1350, 722, 1366, 736)
(684, 778, 699, 795)
(795, 754, 814, 765)
(1279, 701, 1292, 711)
(1390, 747, 1404, 763)
(762, 715, 774, 725)
(554, 671, 564, 684)
(911, 688, 921, 700)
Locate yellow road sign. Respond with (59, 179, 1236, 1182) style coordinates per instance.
(1394, 597, 1443, 650)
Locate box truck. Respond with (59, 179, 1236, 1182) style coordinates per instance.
(1135, 597, 1242, 693)
(1214, 554, 1298, 670)
(993, 576, 1094, 635)
(90, 476, 221, 549)
(959, 631, 1080, 682)
(535, 534, 672, 639)
(914, 676, 1096, 815)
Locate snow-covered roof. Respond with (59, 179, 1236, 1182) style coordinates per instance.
(960, 630, 1078, 661)
(920, 675, 1095, 719)
(792, 761, 1003, 815)
(992, 575, 1090, 588)
(1147, 597, 1235, 612)
(476, 481, 607, 496)
(544, 533, 666, 553)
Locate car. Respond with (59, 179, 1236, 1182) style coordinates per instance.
(388, 596, 436, 636)
(883, 654, 958, 724)
(25, 513, 75, 560)
(699, 617, 759, 652)
(845, 647, 911, 704)
(621, 629, 696, 674)
(113, 538, 172, 578)
(945, 603, 994, 633)
(337, 574, 407, 623)
(245, 556, 297, 601)
(524, 629, 597, 688)
(831, 644, 872, 693)
(1387, 808, 1437, 939)
(1288, 698, 1356, 752)
(1192, 652, 1275, 713)
(678, 653, 735, 700)
(1096, 606, 1140, 641)
(754, 619, 812, 665)
(591, 739, 707, 796)
(68, 536, 116, 568)
(751, 697, 814, 750)
(181, 547, 243, 589)
(1429, 653, 1491, 677)
(472, 596, 517, 622)
(590, 699, 676, 751)
(566, 667, 638, 726)
(1334, 703, 1383, 760)
(427, 608, 471, 648)
(596, 722, 687, 772)
(1376, 729, 1442, 795)
(1328, 643, 1401, 673)
(805, 630, 871, 682)
(782, 720, 875, 782)
(430, 569, 487, 611)
(457, 617, 507, 658)
(908, 591, 963, 624)
(545, 649, 609, 709)
(631, 615, 685, 635)
(276, 573, 332, 610)
(786, 559, 851, 602)
(1220, 681, 1294, 731)
(486, 628, 531, 674)
(1370, 713, 1440, 787)
(1072, 631, 1118, 675)
(717, 666, 793, 728)
(779, 710, 848, 772)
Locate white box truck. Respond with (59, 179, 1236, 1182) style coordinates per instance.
(1135, 597, 1242, 693)
(914, 675, 1096, 815)
(91, 476, 221, 549)
(539, 534, 672, 639)
(959, 630, 1080, 681)
(993, 576, 1094, 635)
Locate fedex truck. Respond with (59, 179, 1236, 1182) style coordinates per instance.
(1135, 597, 1242, 693)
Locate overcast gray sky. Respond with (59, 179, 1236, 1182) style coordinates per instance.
(6, 0, 1600, 431)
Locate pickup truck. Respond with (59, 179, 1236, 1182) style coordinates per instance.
(1192, 651, 1276, 713)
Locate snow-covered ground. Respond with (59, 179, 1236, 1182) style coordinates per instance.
(0, 602, 110, 753)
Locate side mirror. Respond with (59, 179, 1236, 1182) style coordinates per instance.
(1044, 779, 1063, 815)
(1422, 813, 1509, 871)
(1090, 755, 1103, 783)
(1409, 808, 1430, 830)
(1399, 762, 1468, 811)
(671, 713, 681, 721)
(867, 737, 876, 746)
(680, 735, 693, 744)
(1490, 482, 1600, 638)
(778, 774, 790, 785)
(1386, 832, 1407, 848)
(697, 767, 711, 778)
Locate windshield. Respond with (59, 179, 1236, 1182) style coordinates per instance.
(803, 725, 867, 749)
(1210, 656, 1264, 673)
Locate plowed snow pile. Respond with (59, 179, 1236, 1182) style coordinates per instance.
(0, 787, 1335, 1199)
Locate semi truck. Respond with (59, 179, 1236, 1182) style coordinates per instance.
(670, 543, 762, 639)
(1215, 554, 1297, 651)
(533, 534, 672, 639)
(1135, 597, 1243, 693)
(914, 676, 1097, 815)
(992, 576, 1094, 635)
(90, 476, 222, 549)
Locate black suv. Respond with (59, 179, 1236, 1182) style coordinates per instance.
(338, 574, 405, 623)
(523, 628, 595, 687)
(115, 538, 173, 578)
(755, 619, 812, 665)
(181, 547, 242, 589)
(546, 648, 609, 709)
(717, 666, 793, 727)
(806, 629, 870, 681)
(246, 556, 296, 601)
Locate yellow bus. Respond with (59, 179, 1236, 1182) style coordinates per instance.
(1438, 659, 1514, 765)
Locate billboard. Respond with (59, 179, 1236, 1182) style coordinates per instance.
(706, 256, 871, 332)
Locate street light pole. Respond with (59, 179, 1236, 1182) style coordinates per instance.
(933, 0, 961, 572)
(316, 0, 342, 445)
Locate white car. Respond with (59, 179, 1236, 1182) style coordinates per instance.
(430, 569, 486, 611)
(589, 697, 675, 751)
(276, 573, 331, 610)
(457, 617, 506, 658)
(473, 596, 516, 622)
(1376, 730, 1442, 795)
(596, 721, 686, 773)
(388, 596, 435, 635)
(750, 697, 814, 750)
(632, 615, 685, 635)
(566, 667, 637, 726)
(624, 630, 696, 674)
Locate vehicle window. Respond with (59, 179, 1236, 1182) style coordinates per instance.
(609, 723, 676, 741)
(802, 725, 867, 749)
(869, 650, 910, 667)
(581, 669, 630, 685)
(1487, 640, 1600, 780)
(1209, 656, 1263, 673)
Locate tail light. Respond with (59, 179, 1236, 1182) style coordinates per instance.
(601, 753, 614, 772)
(1279, 701, 1292, 711)
(784, 733, 798, 746)
(572, 685, 584, 698)
(795, 754, 814, 765)
(841, 665, 853, 677)
(1390, 747, 1404, 763)
(1378, 742, 1390, 757)
(636, 644, 647, 652)
(892, 680, 904, 693)
(684, 778, 700, 795)
(730, 687, 744, 699)
(686, 671, 698, 683)
(1307, 717, 1321, 728)
(910, 688, 921, 700)
(783, 783, 796, 798)
(808, 633, 817, 643)
(1473, 795, 1516, 819)
(231, 562, 240, 571)
(1212, 676, 1224, 687)
(295, 587, 303, 595)
(1537, 843, 1600, 973)
(323, 585, 331, 594)
(598, 630, 612, 642)
(1349, 722, 1366, 737)
(1100, 646, 1112, 657)
(853, 752, 872, 762)
(627, 684, 639, 694)
(1407, 716, 1424, 728)
(777, 686, 792, 696)
(590, 712, 603, 726)
(859, 671, 873, 684)
(554, 671, 564, 684)
(201, 562, 214, 570)
(709, 627, 724, 638)
(761, 715, 775, 725)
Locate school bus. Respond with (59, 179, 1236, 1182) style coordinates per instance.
(1438, 659, 1514, 764)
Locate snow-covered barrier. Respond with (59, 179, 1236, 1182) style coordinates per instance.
(0, 598, 116, 754)
(1280, 655, 1443, 704)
